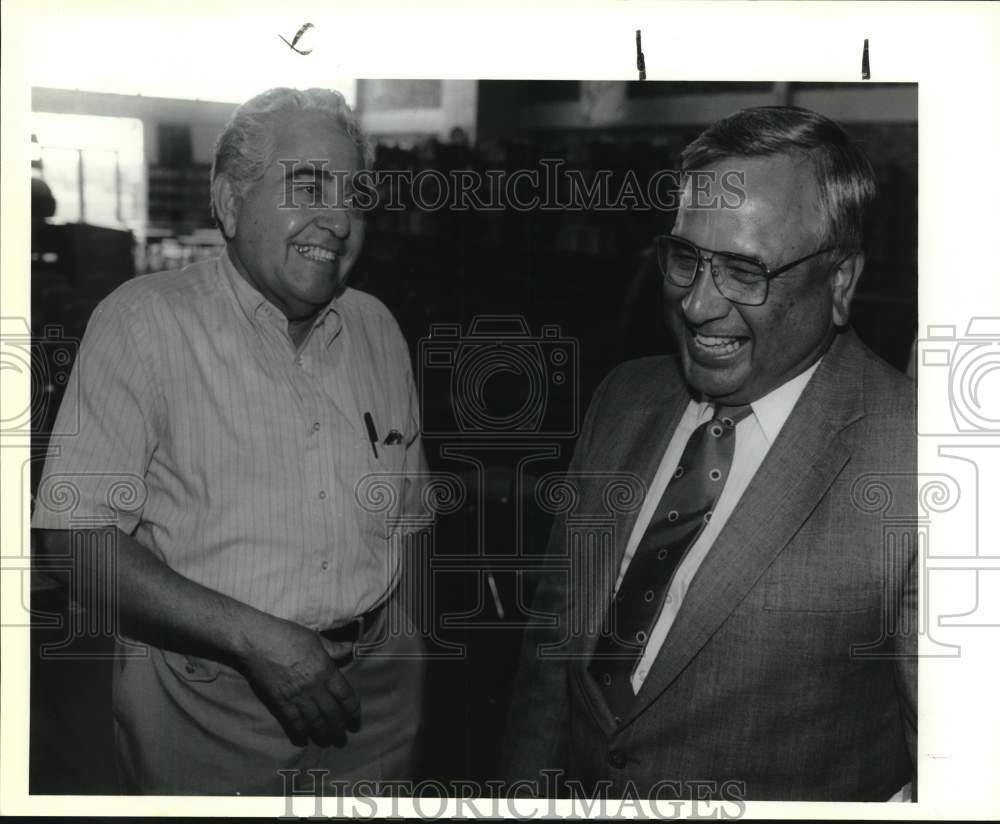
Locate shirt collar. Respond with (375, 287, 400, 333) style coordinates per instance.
(748, 358, 823, 445)
(692, 358, 823, 445)
(218, 248, 342, 345)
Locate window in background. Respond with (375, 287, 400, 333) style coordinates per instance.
(30, 112, 145, 240)
(357, 79, 442, 112)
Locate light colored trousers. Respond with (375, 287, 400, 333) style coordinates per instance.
(112, 608, 425, 795)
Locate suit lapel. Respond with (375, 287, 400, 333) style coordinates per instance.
(569, 364, 690, 715)
(594, 381, 688, 652)
(623, 330, 868, 724)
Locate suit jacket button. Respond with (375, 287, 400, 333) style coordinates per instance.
(607, 749, 627, 769)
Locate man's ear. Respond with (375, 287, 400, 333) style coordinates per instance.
(211, 175, 240, 240)
(830, 251, 864, 327)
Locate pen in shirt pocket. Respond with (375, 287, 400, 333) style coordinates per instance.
(363, 412, 380, 458)
(364, 411, 405, 456)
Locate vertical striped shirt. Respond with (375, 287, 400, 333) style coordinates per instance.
(33, 252, 427, 628)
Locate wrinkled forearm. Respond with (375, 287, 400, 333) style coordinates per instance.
(33, 526, 276, 667)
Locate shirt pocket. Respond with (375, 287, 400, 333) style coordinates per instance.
(361, 413, 409, 480)
(355, 432, 413, 540)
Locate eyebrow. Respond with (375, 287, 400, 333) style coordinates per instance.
(671, 234, 764, 262)
(284, 165, 339, 182)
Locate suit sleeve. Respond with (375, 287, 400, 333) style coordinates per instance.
(893, 510, 918, 785)
(499, 369, 615, 786)
(889, 389, 918, 791)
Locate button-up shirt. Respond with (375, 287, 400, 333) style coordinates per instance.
(616, 361, 822, 693)
(33, 252, 427, 628)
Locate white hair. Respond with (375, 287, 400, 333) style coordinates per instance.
(210, 87, 372, 221)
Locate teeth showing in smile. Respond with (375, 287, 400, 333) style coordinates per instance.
(693, 333, 745, 355)
(295, 245, 338, 263)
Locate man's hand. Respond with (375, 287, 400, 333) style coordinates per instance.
(35, 527, 363, 747)
(236, 617, 360, 747)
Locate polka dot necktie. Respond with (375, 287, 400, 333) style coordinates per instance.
(588, 404, 753, 720)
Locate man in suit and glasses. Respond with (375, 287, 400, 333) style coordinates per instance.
(503, 106, 917, 801)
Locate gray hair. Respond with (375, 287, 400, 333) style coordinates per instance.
(210, 87, 373, 222)
(680, 105, 877, 253)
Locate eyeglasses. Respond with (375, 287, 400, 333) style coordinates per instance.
(655, 234, 837, 307)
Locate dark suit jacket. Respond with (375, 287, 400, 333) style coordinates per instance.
(502, 328, 917, 801)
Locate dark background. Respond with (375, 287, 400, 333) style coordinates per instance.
(28, 80, 917, 793)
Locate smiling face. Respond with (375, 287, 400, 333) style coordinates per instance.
(665, 153, 860, 405)
(215, 110, 365, 321)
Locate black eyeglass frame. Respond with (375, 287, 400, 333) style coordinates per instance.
(655, 234, 840, 307)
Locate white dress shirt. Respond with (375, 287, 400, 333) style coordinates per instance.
(615, 360, 822, 694)
(33, 253, 427, 628)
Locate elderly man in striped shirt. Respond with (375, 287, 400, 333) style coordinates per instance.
(33, 88, 428, 795)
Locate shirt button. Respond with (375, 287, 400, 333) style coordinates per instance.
(318, 490, 327, 500)
(185, 662, 196, 674)
(607, 749, 627, 769)
(321, 561, 329, 571)
(313, 422, 321, 432)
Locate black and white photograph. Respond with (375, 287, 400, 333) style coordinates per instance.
(2, 1, 998, 819)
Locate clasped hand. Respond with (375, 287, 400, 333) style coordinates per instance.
(239, 618, 360, 747)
